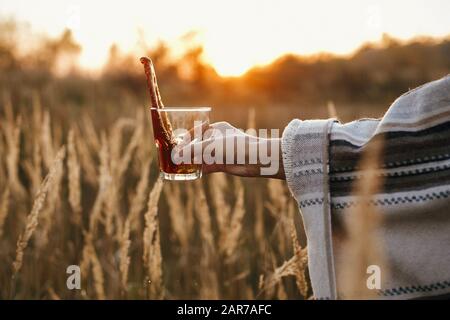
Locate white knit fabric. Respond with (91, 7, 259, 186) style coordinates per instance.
(281, 119, 337, 299)
(281, 75, 450, 300)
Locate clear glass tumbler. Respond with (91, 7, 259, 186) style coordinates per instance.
(150, 106, 211, 181)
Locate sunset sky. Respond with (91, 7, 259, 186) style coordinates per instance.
(1, 0, 449, 76)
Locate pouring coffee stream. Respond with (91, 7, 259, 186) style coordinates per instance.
(141, 56, 203, 176)
(140, 57, 176, 147)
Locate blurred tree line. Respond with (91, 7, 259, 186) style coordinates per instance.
(1, 18, 449, 126)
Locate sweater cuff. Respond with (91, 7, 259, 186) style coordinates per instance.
(281, 118, 337, 299)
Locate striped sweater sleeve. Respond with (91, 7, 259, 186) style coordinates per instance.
(281, 75, 450, 299)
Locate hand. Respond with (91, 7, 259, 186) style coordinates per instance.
(178, 122, 285, 179)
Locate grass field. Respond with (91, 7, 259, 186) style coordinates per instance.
(0, 94, 313, 299)
(1, 22, 447, 299)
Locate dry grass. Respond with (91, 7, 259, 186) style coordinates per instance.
(68, 129, 82, 225)
(338, 138, 387, 299)
(0, 186, 10, 238)
(11, 147, 66, 281)
(0, 93, 371, 300)
(143, 178, 164, 299)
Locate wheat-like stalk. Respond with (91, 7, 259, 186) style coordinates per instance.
(164, 183, 190, 249)
(339, 138, 386, 299)
(259, 254, 302, 296)
(35, 149, 64, 250)
(2, 91, 14, 122)
(265, 179, 291, 258)
(89, 237, 106, 300)
(81, 113, 101, 151)
(109, 118, 135, 168)
(47, 288, 61, 300)
(79, 231, 106, 299)
(68, 129, 82, 225)
(90, 256, 106, 299)
(75, 125, 98, 185)
(195, 181, 215, 250)
(119, 218, 131, 295)
(253, 191, 266, 255)
(89, 133, 111, 233)
(210, 173, 231, 242)
(185, 183, 195, 234)
(79, 134, 111, 287)
(289, 217, 309, 298)
(118, 118, 145, 287)
(79, 230, 92, 281)
(4, 115, 26, 197)
(265, 179, 288, 219)
(221, 177, 245, 257)
(12, 146, 66, 277)
(22, 98, 43, 195)
(79, 135, 111, 291)
(117, 123, 143, 181)
(0, 129, 6, 186)
(104, 123, 144, 237)
(259, 255, 296, 294)
(143, 178, 164, 299)
(104, 120, 139, 237)
(194, 180, 219, 299)
(128, 158, 151, 232)
(22, 157, 41, 196)
(0, 187, 10, 238)
(258, 218, 308, 298)
(41, 111, 55, 170)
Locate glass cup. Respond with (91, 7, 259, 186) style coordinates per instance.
(150, 107, 211, 181)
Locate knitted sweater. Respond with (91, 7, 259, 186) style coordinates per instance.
(281, 75, 450, 299)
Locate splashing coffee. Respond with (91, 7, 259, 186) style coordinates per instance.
(140, 57, 202, 176)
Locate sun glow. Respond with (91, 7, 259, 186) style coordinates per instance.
(2, 0, 450, 77)
(206, 56, 256, 78)
(203, 43, 278, 77)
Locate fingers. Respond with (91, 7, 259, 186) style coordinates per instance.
(176, 134, 243, 168)
(209, 121, 231, 132)
(192, 120, 211, 136)
(179, 121, 233, 149)
(179, 120, 211, 147)
(170, 121, 286, 179)
(176, 127, 258, 164)
(172, 122, 278, 177)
